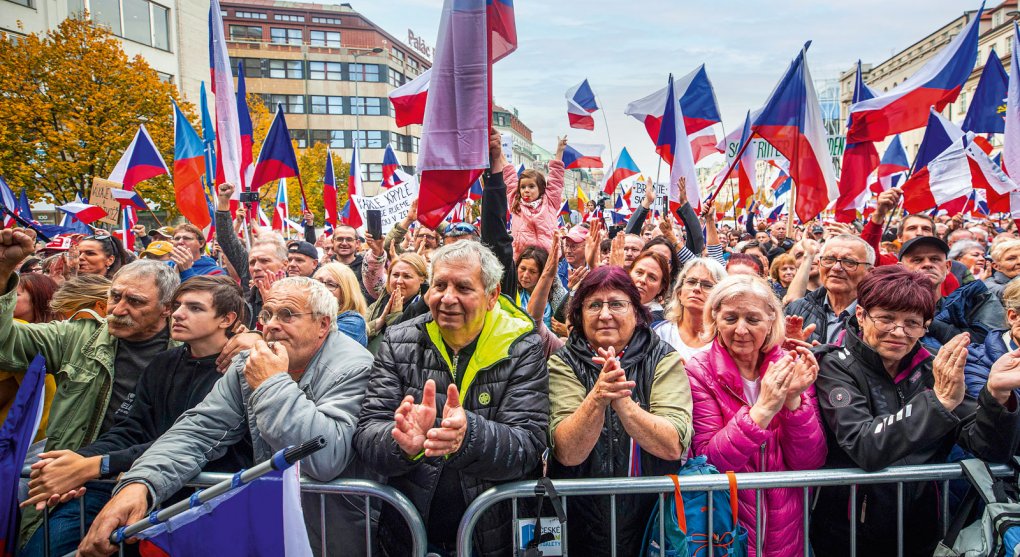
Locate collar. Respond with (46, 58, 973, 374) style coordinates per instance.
(842, 319, 931, 383)
(521, 198, 542, 210)
(823, 294, 857, 318)
(704, 339, 786, 397)
(1004, 330, 1018, 352)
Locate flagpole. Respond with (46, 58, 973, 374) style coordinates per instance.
(594, 91, 615, 169)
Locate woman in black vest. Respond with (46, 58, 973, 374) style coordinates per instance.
(548, 265, 692, 556)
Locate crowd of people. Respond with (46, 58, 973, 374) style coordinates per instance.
(5, 127, 1020, 557)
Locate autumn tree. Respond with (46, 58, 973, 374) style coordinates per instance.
(0, 17, 194, 213)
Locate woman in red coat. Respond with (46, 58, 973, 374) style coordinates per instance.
(685, 274, 826, 557)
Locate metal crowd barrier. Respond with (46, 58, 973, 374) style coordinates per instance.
(25, 471, 426, 557)
(456, 463, 1014, 557)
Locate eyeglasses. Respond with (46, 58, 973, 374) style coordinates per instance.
(334, 237, 357, 244)
(682, 278, 715, 291)
(583, 300, 632, 315)
(444, 222, 478, 237)
(819, 255, 869, 272)
(257, 307, 311, 324)
(864, 310, 927, 338)
(317, 279, 340, 291)
(172, 235, 198, 242)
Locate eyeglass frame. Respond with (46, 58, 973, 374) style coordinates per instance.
(818, 255, 870, 272)
(582, 299, 633, 315)
(862, 309, 928, 338)
(257, 307, 312, 325)
(681, 277, 716, 291)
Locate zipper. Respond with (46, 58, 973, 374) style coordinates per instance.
(759, 442, 768, 553)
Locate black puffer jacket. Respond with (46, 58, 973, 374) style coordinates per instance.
(784, 286, 840, 344)
(810, 320, 1020, 557)
(548, 326, 682, 557)
(354, 295, 548, 557)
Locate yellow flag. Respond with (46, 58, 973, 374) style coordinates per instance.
(576, 186, 589, 206)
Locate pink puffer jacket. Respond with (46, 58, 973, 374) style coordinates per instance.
(686, 340, 827, 557)
(504, 159, 564, 257)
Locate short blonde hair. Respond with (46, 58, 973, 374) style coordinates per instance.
(1003, 278, 1020, 311)
(704, 274, 786, 353)
(388, 252, 428, 293)
(314, 262, 368, 317)
(990, 239, 1020, 263)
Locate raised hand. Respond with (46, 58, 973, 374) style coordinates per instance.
(244, 339, 289, 390)
(750, 354, 795, 428)
(873, 187, 902, 223)
(555, 136, 568, 160)
(932, 333, 969, 412)
(784, 347, 819, 410)
(784, 315, 817, 344)
(986, 348, 1020, 405)
(567, 266, 589, 291)
(0, 228, 37, 277)
(392, 379, 438, 457)
(217, 182, 236, 211)
(366, 232, 384, 257)
(589, 346, 635, 407)
(609, 233, 626, 266)
(424, 383, 468, 457)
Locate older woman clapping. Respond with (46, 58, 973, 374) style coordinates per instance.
(548, 265, 692, 557)
(685, 274, 826, 557)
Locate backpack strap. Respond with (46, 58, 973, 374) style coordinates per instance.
(668, 474, 687, 534)
(726, 471, 740, 528)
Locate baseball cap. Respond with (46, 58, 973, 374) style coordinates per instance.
(898, 236, 950, 259)
(565, 226, 589, 243)
(287, 240, 318, 260)
(40, 236, 72, 253)
(443, 222, 479, 238)
(141, 240, 174, 258)
(148, 226, 175, 239)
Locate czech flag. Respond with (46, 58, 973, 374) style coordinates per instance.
(108, 188, 148, 211)
(603, 147, 640, 195)
(1004, 22, 1020, 178)
(752, 43, 837, 223)
(57, 201, 107, 225)
(237, 61, 255, 191)
(418, 0, 513, 228)
(835, 61, 881, 223)
(272, 178, 289, 231)
(381, 145, 401, 189)
(323, 150, 338, 230)
(847, 4, 983, 143)
(657, 74, 701, 210)
(689, 127, 722, 164)
(16, 190, 33, 222)
(625, 64, 721, 141)
(722, 111, 758, 211)
(767, 203, 786, 222)
(468, 177, 483, 201)
(250, 104, 300, 191)
(172, 100, 212, 229)
(389, 68, 431, 128)
(868, 135, 910, 193)
(108, 124, 169, 189)
(566, 79, 598, 130)
(209, 0, 243, 188)
(963, 49, 1008, 134)
(562, 143, 604, 169)
(0, 176, 16, 228)
(341, 144, 363, 228)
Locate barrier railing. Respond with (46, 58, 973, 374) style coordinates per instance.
(456, 463, 1014, 557)
(25, 472, 426, 557)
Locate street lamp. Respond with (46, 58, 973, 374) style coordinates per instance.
(352, 46, 385, 154)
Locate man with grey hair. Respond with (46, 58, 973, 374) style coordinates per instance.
(785, 234, 875, 345)
(79, 276, 375, 557)
(355, 240, 549, 556)
(0, 229, 180, 554)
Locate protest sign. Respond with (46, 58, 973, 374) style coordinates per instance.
(90, 178, 122, 226)
(350, 178, 420, 234)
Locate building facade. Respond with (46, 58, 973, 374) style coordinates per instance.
(493, 103, 537, 169)
(221, 0, 431, 195)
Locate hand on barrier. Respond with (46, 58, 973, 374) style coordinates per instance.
(986, 348, 1020, 406)
(393, 379, 438, 458)
(245, 339, 289, 390)
(933, 333, 969, 412)
(424, 383, 467, 458)
(22, 449, 98, 510)
(78, 482, 150, 557)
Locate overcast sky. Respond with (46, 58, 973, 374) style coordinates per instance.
(355, 0, 981, 175)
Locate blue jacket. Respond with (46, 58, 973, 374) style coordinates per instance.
(921, 279, 1007, 352)
(337, 310, 367, 347)
(964, 329, 1018, 399)
(179, 255, 227, 281)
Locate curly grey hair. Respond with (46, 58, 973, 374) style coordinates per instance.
(112, 260, 180, 306)
(429, 241, 504, 295)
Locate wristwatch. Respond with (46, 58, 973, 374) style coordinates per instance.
(100, 454, 110, 477)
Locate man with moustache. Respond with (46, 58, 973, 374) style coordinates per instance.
(0, 228, 179, 554)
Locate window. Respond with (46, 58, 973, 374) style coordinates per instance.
(389, 70, 405, 88)
(312, 16, 341, 24)
(310, 96, 343, 115)
(270, 27, 302, 45)
(391, 133, 417, 153)
(268, 59, 303, 79)
(274, 13, 304, 22)
(309, 30, 341, 47)
(412, 137, 419, 153)
(230, 25, 262, 42)
(92, 0, 122, 35)
(264, 94, 304, 113)
(235, 11, 267, 19)
(7, 0, 33, 7)
(351, 97, 383, 116)
(311, 130, 346, 148)
(408, 58, 419, 71)
(349, 63, 381, 82)
(958, 91, 968, 115)
(151, 3, 169, 50)
(362, 163, 383, 182)
(354, 131, 384, 149)
(156, 71, 173, 83)
(289, 129, 308, 149)
(308, 61, 342, 80)
(391, 48, 405, 63)
(123, 0, 151, 45)
(230, 58, 262, 77)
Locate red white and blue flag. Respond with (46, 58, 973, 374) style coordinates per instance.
(108, 188, 148, 211)
(57, 201, 107, 225)
(868, 135, 910, 193)
(963, 49, 1008, 134)
(341, 144, 363, 228)
(625, 64, 721, 142)
(1004, 21, 1020, 179)
(566, 79, 598, 130)
(172, 100, 211, 229)
(751, 43, 837, 222)
(656, 74, 701, 210)
(381, 144, 402, 189)
(417, 0, 516, 228)
(237, 61, 255, 191)
(847, 4, 983, 143)
(562, 143, 604, 169)
(689, 127, 722, 164)
(323, 150, 337, 232)
(108, 124, 169, 189)
(0, 177, 17, 228)
(835, 61, 881, 223)
(602, 147, 640, 195)
(251, 105, 301, 191)
(272, 178, 289, 232)
(389, 68, 431, 128)
(209, 0, 242, 188)
(729, 111, 758, 211)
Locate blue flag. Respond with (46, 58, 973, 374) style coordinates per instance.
(963, 49, 1008, 134)
(0, 355, 46, 555)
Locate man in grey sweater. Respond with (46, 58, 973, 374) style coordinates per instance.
(77, 277, 374, 557)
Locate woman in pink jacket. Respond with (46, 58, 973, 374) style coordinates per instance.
(685, 275, 827, 557)
(504, 136, 566, 257)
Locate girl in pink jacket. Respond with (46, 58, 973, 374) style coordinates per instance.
(685, 275, 826, 557)
(505, 137, 566, 256)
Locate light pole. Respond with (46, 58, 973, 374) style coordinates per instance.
(351, 47, 384, 153)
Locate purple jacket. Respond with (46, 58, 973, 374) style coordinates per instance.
(686, 340, 827, 557)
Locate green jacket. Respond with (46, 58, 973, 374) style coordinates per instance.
(0, 275, 176, 545)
